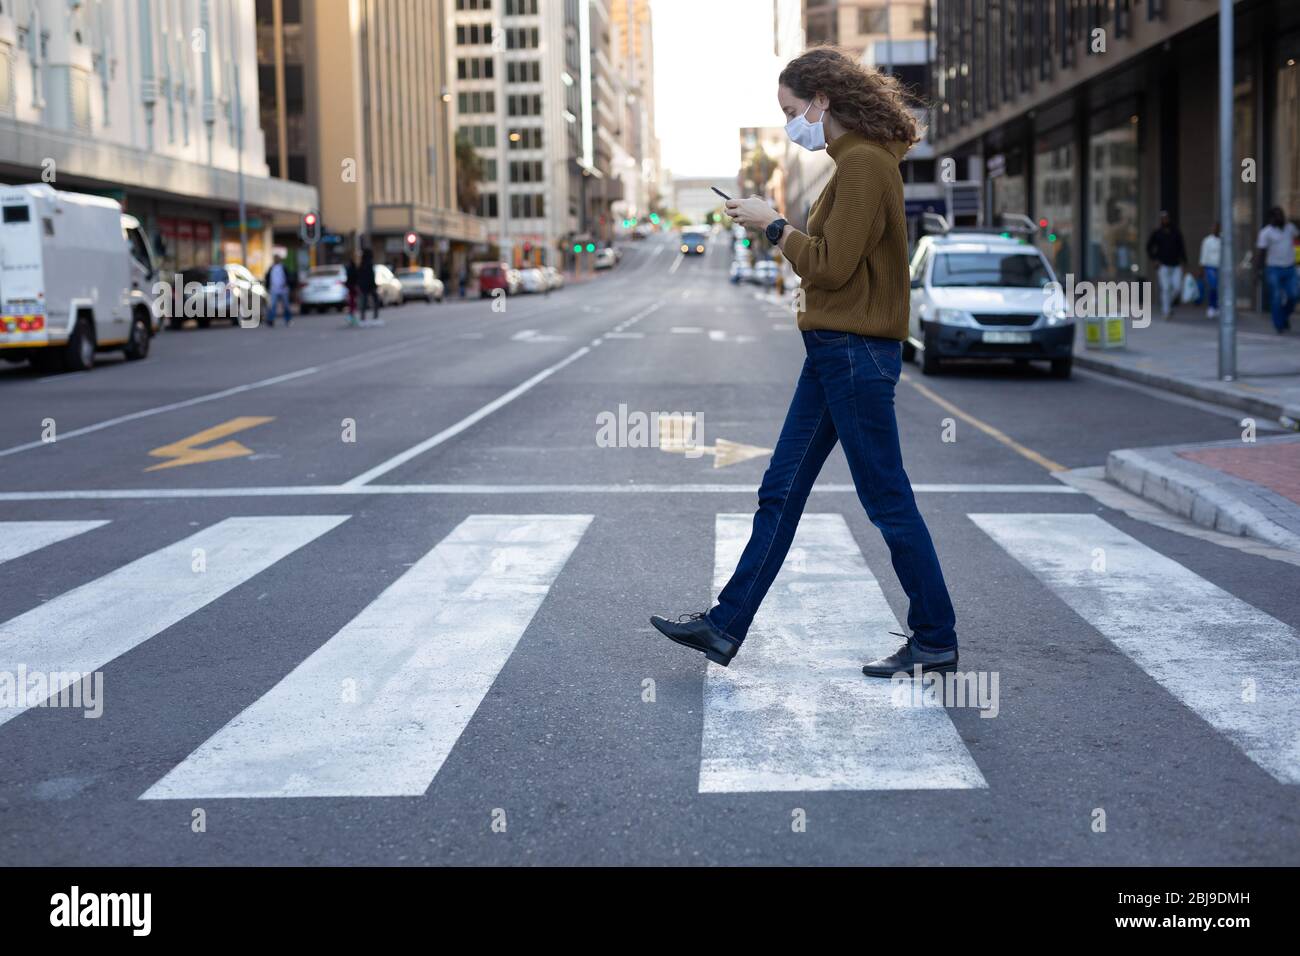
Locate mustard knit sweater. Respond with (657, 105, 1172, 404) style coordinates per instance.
(782, 132, 911, 340)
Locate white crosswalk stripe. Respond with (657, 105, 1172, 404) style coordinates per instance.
(0, 516, 348, 728)
(0, 520, 108, 565)
(700, 513, 987, 792)
(143, 514, 592, 799)
(972, 513, 1300, 785)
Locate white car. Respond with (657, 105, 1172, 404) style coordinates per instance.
(518, 268, 548, 293)
(395, 267, 444, 302)
(543, 266, 565, 290)
(594, 248, 618, 270)
(300, 265, 349, 312)
(907, 232, 1074, 377)
(374, 265, 404, 306)
(0, 183, 159, 372)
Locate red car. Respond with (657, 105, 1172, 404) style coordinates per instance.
(477, 262, 512, 297)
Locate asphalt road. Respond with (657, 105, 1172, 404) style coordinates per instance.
(0, 233, 1296, 865)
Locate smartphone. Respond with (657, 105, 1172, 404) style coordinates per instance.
(711, 186, 732, 201)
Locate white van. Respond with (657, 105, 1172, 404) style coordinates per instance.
(0, 184, 161, 372)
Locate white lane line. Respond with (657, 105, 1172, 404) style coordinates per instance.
(668, 254, 683, 275)
(700, 513, 987, 792)
(0, 521, 108, 564)
(343, 302, 663, 488)
(0, 515, 348, 729)
(670, 326, 703, 334)
(0, 367, 320, 459)
(143, 514, 592, 799)
(603, 332, 645, 339)
(972, 513, 1300, 785)
(0, 483, 1083, 500)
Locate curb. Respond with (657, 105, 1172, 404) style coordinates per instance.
(1105, 445, 1300, 553)
(1074, 352, 1300, 429)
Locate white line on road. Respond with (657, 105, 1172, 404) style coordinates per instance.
(668, 253, 683, 275)
(972, 512, 1300, 785)
(700, 513, 986, 792)
(342, 302, 663, 488)
(0, 482, 1082, 500)
(670, 326, 703, 334)
(0, 520, 109, 564)
(0, 515, 348, 728)
(143, 514, 592, 798)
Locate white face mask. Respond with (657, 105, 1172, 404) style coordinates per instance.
(785, 101, 827, 151)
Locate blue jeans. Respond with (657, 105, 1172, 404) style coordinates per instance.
(1264, 265, 1298, 331)
(267, 289, 292, 326)
(707, 330, 957, 651)
(1203, 266, 1218, 310)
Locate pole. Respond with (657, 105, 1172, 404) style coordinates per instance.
(1218, 0, 1236, 381)
(885, 0, 893, 75)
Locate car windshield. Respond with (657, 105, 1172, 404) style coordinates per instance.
(396, 269, 425, 277)
(183, 266, 227, 282)
(930, 252, 1052, 288)
(682, 233, 706, 243)
(309, 267, 344, 278)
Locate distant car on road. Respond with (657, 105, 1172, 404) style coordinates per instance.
(680, 230, 708, 255)
(751, 260, 778, 287)
(373, 265, 404, 306)
(543, 266, 565, 290)
(729, 260, 753, 284)
(476, 262, 511, 297)
(519, 268, 548, 293)
(176, 264, 267, 328)
(395, 267, 444, 302)
(907, 232, 1074, 377)
(594, 248, 617, 270)
(300, 265, 350, 313)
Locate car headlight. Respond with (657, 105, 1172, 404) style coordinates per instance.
(935, 308, 977, 327)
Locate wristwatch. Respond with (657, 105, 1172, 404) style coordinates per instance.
(766, 217, 788, 244)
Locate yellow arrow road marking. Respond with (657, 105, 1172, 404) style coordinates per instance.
(146, 417, 275, 472)
(656, 414, 771, 469)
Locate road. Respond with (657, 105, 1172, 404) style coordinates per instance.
(0, 232, 1296, 866)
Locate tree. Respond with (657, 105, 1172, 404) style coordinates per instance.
(455, 131, 484, 215)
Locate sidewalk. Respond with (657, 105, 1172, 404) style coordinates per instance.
(1106, 433, 1300, 553)
(1074, 304, 1300, 426)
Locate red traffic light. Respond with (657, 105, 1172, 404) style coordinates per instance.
(405, 232, 418, 245)
(304, 213, 318, 227)
(1038, 218, 1048, 228)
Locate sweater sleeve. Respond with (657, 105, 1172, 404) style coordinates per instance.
(783, 150, 884, 291)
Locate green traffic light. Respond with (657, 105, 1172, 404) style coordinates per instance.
(1048, 233, 1057, 242)
(586, 243, 596, 252)
(742, 238, 750, 247)
(649, 213, 659, 223)
(572, 244, 581, 253)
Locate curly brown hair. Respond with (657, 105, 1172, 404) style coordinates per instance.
(779, 45, 922, 147)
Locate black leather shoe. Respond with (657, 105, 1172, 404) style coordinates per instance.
(649, 612, 740, 666)
(862, 631, 958, 678)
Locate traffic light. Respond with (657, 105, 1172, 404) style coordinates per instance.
(572, 243, 582, 254)
(585, 242, 596, 253)
(300, 211, 321, 244)
(648, 213, 660, 224)
(404, 231, 420, 258)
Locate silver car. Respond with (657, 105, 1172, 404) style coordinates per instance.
(374, 265, 404, 306)
(395, 267, 444, 302)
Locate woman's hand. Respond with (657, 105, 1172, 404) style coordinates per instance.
(725, 196, 780, 231)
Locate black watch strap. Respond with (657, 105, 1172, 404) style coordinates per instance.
(766, 218, 787, 244)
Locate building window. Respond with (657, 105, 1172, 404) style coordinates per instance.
(460, 124, 497, 147)
(1086, 112, 1140, 281)
(858, 7, 888, 34)
(510, 193, 545, 218)
(507, 60, 542, 83)
(509, 160, 544, 183)
(506, 27, 540, 49)
(1034, 134, 1076, 277)
(456, 22, 492, 46)
(507, 93, 542, 116)
(458, 90, 496, 113)
(457, 57, 495, 80)
(505, 0, 539, 13)
(508, 126, 543, 149)
(478, 192, 499, 217)
(456, 0, 493, 9)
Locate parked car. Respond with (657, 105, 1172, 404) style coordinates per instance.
(0, 183, 160, 372)
(729, 260, 753, 284)
(906, 232, 1074, 377)
(395, 267, 444, 302)
(176, 263, 267, 328)
(543, 266, 565, 290)
(300, 265, 350, 313)
(518, 268, 548, 293)
(374, 265, 404, 306)
(477, 262, 511, 297)
(594, 248, 617, 270)
(506, 269, 522, 295)
(751, 260, 779, 287)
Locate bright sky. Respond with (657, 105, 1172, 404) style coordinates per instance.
(650, 0, 785, 178)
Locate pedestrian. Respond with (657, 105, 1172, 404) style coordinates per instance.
(1255, 205, 1298, 333)
(344, 253, 361, 327)
(1198, 221, 1222, 319)
(264, 254, 292, 328)
(650, 45, 958, 679)
(1146, 210, 1187, 320)
(458, 266, 468, 298)
(358, 248, 381, 326)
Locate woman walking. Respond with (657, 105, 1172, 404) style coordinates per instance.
(651, 46, 958, 678)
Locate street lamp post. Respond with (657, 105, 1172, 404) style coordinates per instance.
(1218, 0, 1236, 381)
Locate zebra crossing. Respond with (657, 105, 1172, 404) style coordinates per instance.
(0, 510, 1296, 799)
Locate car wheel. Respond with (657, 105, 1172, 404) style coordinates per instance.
(123, 310, 151, 361)
(1050, 357, 1073, 379)
(63, 315, 96, 372)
